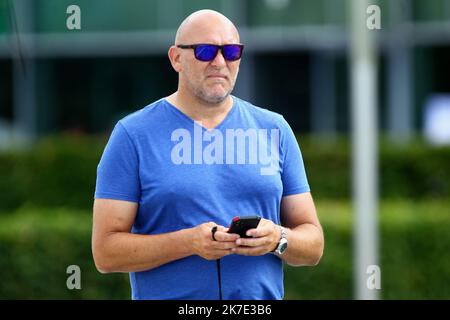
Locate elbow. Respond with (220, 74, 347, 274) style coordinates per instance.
(287, 252, 322, 267)
(93, 254, 113, 274)
(309, 237, 325, 266)
(95, 261, 114, 274)
(308, 229, 324, 266)
(92, 245, 115, 274)
(308, 249, 323, 266)
(288, 237, 324, 267)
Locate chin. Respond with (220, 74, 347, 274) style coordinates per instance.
(198, 89, 231, 105)
(204, 95, 229, 104)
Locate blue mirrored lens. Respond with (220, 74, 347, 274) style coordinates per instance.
(223, 45, 242, 61)
(195, 45, 219, 61)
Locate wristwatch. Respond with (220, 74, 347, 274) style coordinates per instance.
(272, 225, 288, 255)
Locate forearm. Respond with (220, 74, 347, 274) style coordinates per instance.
(93, 228, 194, 273)
(279, 223, 324, 267)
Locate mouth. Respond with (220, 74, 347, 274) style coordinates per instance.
(206, 74, 228, 80)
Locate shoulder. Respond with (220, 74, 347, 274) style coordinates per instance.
(115, 98, 168, 136)
(233, 96, 290, 130)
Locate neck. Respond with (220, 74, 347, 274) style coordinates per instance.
(166, 89, 233, 129)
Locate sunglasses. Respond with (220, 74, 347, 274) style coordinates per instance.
(177, 44, 244, 62)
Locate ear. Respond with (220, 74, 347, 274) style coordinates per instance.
(168, 46, 182, 73)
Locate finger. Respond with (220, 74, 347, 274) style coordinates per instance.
(209, 224, 227, 241)
(206, 222, 217, 228)
(215, 225, 229, 232)
(236, 236, 268, 247)
(211, 240, 239, 250)
(213, 230, 240, 242)
(231, 246, 265, 256)
(245, 227, 271, 238)
(212, 225, 222, 241)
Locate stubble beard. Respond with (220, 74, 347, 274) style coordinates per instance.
(190, 75, 236, 105)
(195, 85, 232, 105)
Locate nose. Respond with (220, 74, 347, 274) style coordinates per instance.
(210, 48, 227, 67)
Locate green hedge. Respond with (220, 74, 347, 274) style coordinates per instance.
(0, 135, 106, 211)
(0, 206, 129, 299)
(299, 136, 450, 200)
(0, 200, 449, 299)
(285, 200, 450, 299)
(0, 134, 449, 212)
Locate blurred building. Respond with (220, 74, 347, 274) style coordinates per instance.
(0, 0, 450, 144)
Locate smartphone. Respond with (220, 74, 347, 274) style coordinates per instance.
(227, 215, 261, 238)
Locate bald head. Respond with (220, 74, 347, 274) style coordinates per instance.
(175, 10, 240, 45)
(168, 10, 242, 105)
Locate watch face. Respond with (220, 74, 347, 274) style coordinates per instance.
(279, 242, 288, 253)
(276, 238, 288, 254)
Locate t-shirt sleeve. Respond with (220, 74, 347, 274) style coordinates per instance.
(94, 122, 141, 202)
(279, 116, 310, 196)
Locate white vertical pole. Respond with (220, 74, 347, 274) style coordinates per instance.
(349, 0, 379, 300)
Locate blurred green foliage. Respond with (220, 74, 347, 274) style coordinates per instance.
(0, 134, 106, 212)
(0, 200, 448, 299)
(0, 134, 449, 212)
(285, 200, 450, 299)
(0, 134, 448, 299)
(0, 206, 129, 299)
(300, 135, 450, 200)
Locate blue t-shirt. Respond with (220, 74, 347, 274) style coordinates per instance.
(94, 96, 310, 300)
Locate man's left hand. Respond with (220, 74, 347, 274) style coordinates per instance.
(231, 218, 281, 256)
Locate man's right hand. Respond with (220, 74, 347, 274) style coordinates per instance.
(93, 199, 243, 273)
(191, 222, 240, 260)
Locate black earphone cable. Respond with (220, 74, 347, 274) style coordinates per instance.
(216, 259, 223, 300)
(211, 226, 223, 300)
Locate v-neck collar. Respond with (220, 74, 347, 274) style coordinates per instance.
(163, 96, 237, 131)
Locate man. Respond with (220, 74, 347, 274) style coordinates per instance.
(92, 9, 323, 300)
